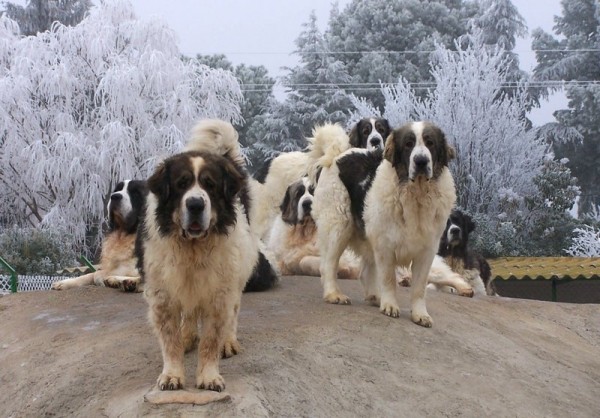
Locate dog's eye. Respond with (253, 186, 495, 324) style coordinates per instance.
(425, 139, 434, 148)
(200, 173, 216, 190)
(405, 140, 414, 148)
(176, 176, 191, 190)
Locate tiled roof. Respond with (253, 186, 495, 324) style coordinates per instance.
(489, 257, 600, 281)
(56, 265, 99, 275)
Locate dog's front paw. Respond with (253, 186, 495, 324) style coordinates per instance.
(411, 311, 433, 328)
(197, 373, 225, 392)
(221, 338, 241, 358)
(456, 287, 474, 298)
(121, 279, 140, 292)
(51, 281, 65, 290)
(380, 302, 400, 318)
(324, 292, 351, 305)
(103, 277, 120, 289)
(157, 373, 184, 391)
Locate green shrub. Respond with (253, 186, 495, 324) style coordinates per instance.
(0, 227, 79, 275)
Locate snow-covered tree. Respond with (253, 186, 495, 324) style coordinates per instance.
(532, 0, 600, 215)
(247, 11, 352, 173)
(351, 31, 579, 256)
(0, 0, 242, 254)
(326, 0, 479, 109)
(565, 225, 600, 257)
(1, 0, 92, 36)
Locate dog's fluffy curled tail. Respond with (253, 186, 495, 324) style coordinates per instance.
(306, 123, 351, 183)
(186, 119, 244, 166)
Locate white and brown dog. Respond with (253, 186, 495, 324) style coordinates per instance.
(51, 180, 147, 292)
(312, 121, 457, 327)
(266, 177, 359, 280)
(138, 120, 277, 393)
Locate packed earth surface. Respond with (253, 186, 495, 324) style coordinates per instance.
(1, 276, 599, 417)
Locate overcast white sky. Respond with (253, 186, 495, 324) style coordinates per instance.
(130, 0, 567, 125)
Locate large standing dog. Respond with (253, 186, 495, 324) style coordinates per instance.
(312, 121, 456, 327)
(51, 180, 147, 292)
(439, 209, 496, 296)
(138, 120, 276, 392)
(252, 118, 391, 240)
(268, 176, 472, 299)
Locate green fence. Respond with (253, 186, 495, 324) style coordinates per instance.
(0, 256, 70, 294)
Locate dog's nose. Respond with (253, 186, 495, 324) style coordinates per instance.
(110, 193, 122, 202)
(449, 226, 460, 236)
(414, 155, 429, 169)
(370, 138, 381, 148)
(186, 197, 205, 213)
(302, 200, 312, 211)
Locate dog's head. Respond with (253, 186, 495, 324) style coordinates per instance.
(147, 151, 245, 239)
(280, 177, 315, 225)
(440, 209, 475, 252)
(107, 180, 148, 234)
(383, 121, 455, 182)
(349, 118, 391, 151)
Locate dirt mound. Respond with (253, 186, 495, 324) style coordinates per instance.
(1, 277, 598, 417)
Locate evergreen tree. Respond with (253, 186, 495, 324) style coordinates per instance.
(325, 0, 479, 109)
(532, 0, 600, 215)
(247, 11, 352, 173)
(196, 53, 276, 161)
(469, 0, 541, 108)
(1, 0, 91, 36)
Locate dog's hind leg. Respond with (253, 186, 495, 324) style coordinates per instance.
(376, 251, 400, 318)
(410, 250, 437, 328)
(181, 310, 199, 353)
(359, 255, 379, 305)
(319, 229, 352, 305)
(221, 296, 242, 359)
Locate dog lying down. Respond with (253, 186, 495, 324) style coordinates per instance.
(52, 180, 148, 292)
(267, 177, 474, 297)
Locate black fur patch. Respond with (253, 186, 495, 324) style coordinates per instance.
(108, 180, 148, 234)
(253, 158, 273, 184)
(243, 251, 279, 292)
(147, 151, 244, 238)
(337, 149, 383, 232)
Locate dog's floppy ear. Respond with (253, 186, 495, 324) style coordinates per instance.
(221, 158, 244, 203)
(383, 131, 398, 166)
(147, 161, 170, 202)
(349, 121, 361, 148)
(447, 144, 456, 161)
(280, 185, 297, 225)
(464, 213, 475, 234)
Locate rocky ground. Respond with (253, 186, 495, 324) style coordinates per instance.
(0, 276, 599, 417)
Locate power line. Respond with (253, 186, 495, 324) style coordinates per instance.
(240, 80, 600, 92)
(200, 48, 600, 56)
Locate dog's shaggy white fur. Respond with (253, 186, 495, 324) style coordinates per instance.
(140, 120, 260, 392)
(311, 121, 456, 327)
